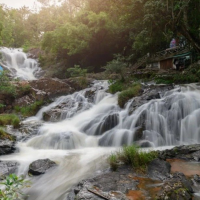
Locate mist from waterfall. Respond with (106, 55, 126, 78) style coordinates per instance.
(0, 47, 42, 80)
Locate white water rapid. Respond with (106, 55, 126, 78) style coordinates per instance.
(1, 81, 200, 199)
(0, 47, 42, 80)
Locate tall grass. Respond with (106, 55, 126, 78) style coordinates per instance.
(108, 145, 158, 171)
(0, 114, 20, 128)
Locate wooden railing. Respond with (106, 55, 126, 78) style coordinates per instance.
(133, 45, 191, 69)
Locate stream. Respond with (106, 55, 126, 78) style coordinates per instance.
(1, 49, 200, 199)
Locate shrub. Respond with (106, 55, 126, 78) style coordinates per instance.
(0, 174, 30, 200)
(104, 55, 127, 81)
(108, 145, 158, 171)
(67, 65, 87, 77)
(118, 83, 142, 108)
(0, 71, 16, 97)
(0, 114, 20, 128)
(108, 80, 125, 94)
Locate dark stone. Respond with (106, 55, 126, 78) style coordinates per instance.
(147, 158, 171, 180)
(28, 159, 57, 176)
(0, 161, 18, 179)
(158, 144, 200, 161)
(156, 172, 193, 200)
(67, 166, 136, 200)
(0, 140, 16, 155)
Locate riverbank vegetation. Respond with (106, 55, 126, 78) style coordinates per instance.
(0, 114, 20, 128)
(108, 145, 158, 171)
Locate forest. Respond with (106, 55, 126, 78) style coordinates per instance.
(0, 0, 200, 74)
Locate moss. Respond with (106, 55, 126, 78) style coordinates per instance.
(118, 83, 142, 108)
(14, 100, 44, 117)
(0, 128, 15, 141)
(108, 80, 125, 94)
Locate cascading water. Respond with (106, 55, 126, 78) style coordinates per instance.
(0, 47, 42, 80)
(1, 81, 200, 199)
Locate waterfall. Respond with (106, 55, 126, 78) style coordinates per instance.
(0, 47, 42, 80)
(1, 81, 200, 199)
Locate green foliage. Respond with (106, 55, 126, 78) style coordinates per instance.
(0, 174, 30, 200)
(0, 104, 5, 109)
(108, 80, 125, 94)
(104, 55, 128, 81)
(0, 128, 15, 141)
(108, 154, 118, 171)
(108, 145, 158, 171)
(67, 65, 87, 77)
(0, 114, 20, 128)
(0, 71, 16, 97)
(14, 101, 44, 117)
(118, 83, 142, 108)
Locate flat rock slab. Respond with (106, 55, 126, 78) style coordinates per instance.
(28, 158, 57, 176)
(159, 144, 200, 161)
(0, 161, 18, 179)
(147, 158, 171, 180)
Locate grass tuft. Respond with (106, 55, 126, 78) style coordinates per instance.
(108, 145, 158, 171)
(118, 83, 142, 108)
(0, 114, 20, 128)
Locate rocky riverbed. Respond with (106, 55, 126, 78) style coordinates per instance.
(67, 144, 200, 200)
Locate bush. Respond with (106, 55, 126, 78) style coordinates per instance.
(0, 71, 16, 97)
(67, 65, 87, 77)
(14, 100, 44, 116)
(118, 83, 142, 108)
(108, 145, 158, 171)
(104, 55, 127, 81)
(0, 114, 20, 128)
(108, 80, 125, 94)
(0, 174, 30, 200)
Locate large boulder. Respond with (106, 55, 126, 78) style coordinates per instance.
(0, 161, 18, 179)
(147, 158, 171, 180)
(29, 78, 73, 99)
(28, 158, 57, 176)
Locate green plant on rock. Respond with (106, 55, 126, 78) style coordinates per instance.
(108, 80, 125, 94)
(108, 154, 118, 171)
(0, 174, 30, 200)
(14, 100, 44, 117)
(0, 128, 15, 141)
(118, 83, 142, 108)
(108, 145, 158, 171)
(67, 65, 87, 77)
(0, 114, 20, 128)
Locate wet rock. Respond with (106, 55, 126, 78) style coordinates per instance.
(147, 158, 171, 180)
(28, 159, 57, 176)
(128, 84, 174, 113)
(156, 172, 193, 200)
(0, 161, 18, 179)
(158, 144, 200, 161)
(0, 140, 16, 155)
(67, 167, 137, 200)
(29, 78, 73, 99)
